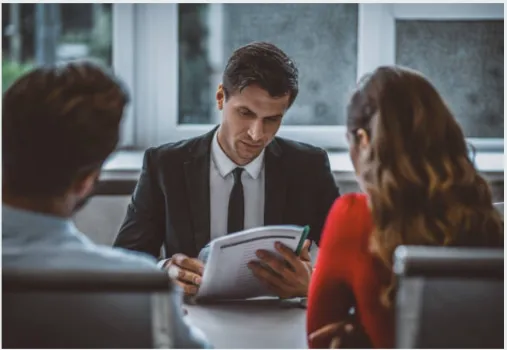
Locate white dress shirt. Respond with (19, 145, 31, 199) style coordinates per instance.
(209, 129, 265, 240)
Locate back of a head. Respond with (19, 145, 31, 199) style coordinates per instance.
(222, 41, 299, 107)
(346, 65, 503, 304)
(3, 61, 130, 198)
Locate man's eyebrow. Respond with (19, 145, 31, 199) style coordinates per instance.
(237, 106, 256, 114)
(237, 106, 283, 119)
(265, 114, 283, 119)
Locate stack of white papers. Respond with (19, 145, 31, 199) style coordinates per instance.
(196, 225, 305, 301)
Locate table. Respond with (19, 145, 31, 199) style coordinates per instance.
(185, 298, 308, 349)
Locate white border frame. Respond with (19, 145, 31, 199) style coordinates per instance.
(126, 3, 504, 151)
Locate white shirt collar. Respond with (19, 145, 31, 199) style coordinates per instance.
(211, 128, 265, 179)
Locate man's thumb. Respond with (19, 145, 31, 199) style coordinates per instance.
(301, 239, 312, 260)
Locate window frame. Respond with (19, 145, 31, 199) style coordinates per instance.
(121, 3, 504, 151)
(113, 4, 136, 147)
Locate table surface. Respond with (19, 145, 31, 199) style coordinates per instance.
(185, 298, 308, 349)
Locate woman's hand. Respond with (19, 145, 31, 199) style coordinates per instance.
(308, 319, 372, 348)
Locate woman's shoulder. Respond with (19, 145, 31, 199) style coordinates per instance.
(321, 192, 372, 245)
(329, 192, 370, 217)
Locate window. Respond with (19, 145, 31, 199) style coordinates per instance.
(396, 20, 503, 139)
(5, 4, 502, 152)
(2, 4, 113, 92)
(1, 3, 136, 147)
(131, 4, 360, 149)
(366, 3, 504, 151)
(178, 4, 358, 127)
(178, 4, 215, 125)
(128, 3, 503, 151)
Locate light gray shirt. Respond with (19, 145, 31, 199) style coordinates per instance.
(209, 129, 265, 240)
(2, 204, 159, 270)
(2, 204, 210, 349)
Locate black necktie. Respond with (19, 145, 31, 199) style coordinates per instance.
(227, 167, 244, 234)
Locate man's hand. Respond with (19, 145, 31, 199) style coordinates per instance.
(247, 239, 312, 299)
(163, 254, 204, 296)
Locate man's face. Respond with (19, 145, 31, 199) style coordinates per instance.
(216, 84, 290, 165)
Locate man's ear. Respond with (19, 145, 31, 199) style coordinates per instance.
(73, 169, 100, 199)
(216, 84, 224, 110)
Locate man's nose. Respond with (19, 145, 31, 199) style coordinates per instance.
(248, 120, 264, 142)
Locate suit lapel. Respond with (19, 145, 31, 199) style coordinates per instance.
(264, 139, 286, 226)
(184, 126, 217, 254)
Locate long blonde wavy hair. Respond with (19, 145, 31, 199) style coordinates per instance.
(346, 66, 504, 306)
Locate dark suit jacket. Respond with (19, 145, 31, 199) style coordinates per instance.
(114, 126, 340, 258)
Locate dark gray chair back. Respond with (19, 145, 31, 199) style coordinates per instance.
(394, 246, 504, 349)
(3, 268, 173, 348)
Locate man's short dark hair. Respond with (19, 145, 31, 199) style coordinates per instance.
(222, 41, 299, 107)
(3, 61, 130, 197)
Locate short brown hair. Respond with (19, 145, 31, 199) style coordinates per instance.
(222, 41, 299, 107)
(3, 61, 130, 197)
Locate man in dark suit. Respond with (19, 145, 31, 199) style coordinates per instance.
(114, 42, 340, 298)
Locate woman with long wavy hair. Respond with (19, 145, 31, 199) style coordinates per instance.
(306, 65, 503, 349)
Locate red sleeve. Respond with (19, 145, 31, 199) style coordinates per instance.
(306, 193, 368, 349)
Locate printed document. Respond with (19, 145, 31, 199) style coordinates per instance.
(195, 225, 305, 301)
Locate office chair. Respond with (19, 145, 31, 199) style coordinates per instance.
(394, 246, 504, 349)
(3, 268, 174, 348)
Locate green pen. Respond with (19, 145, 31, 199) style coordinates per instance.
(295, 225, 310, 256)
(278, 225, 312, 300)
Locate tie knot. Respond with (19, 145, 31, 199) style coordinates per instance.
(232, 167, 244, 182)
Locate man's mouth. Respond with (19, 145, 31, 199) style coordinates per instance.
(241, 141, 262, 149)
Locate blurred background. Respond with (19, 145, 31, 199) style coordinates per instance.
(2, 3, 503, 148)
(2, 4, 112, 90)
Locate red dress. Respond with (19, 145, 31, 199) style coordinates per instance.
(307, 193, 395, 349)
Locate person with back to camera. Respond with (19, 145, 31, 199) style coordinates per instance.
(2, 62, 210, 348)
(306, 65, 504, 348)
